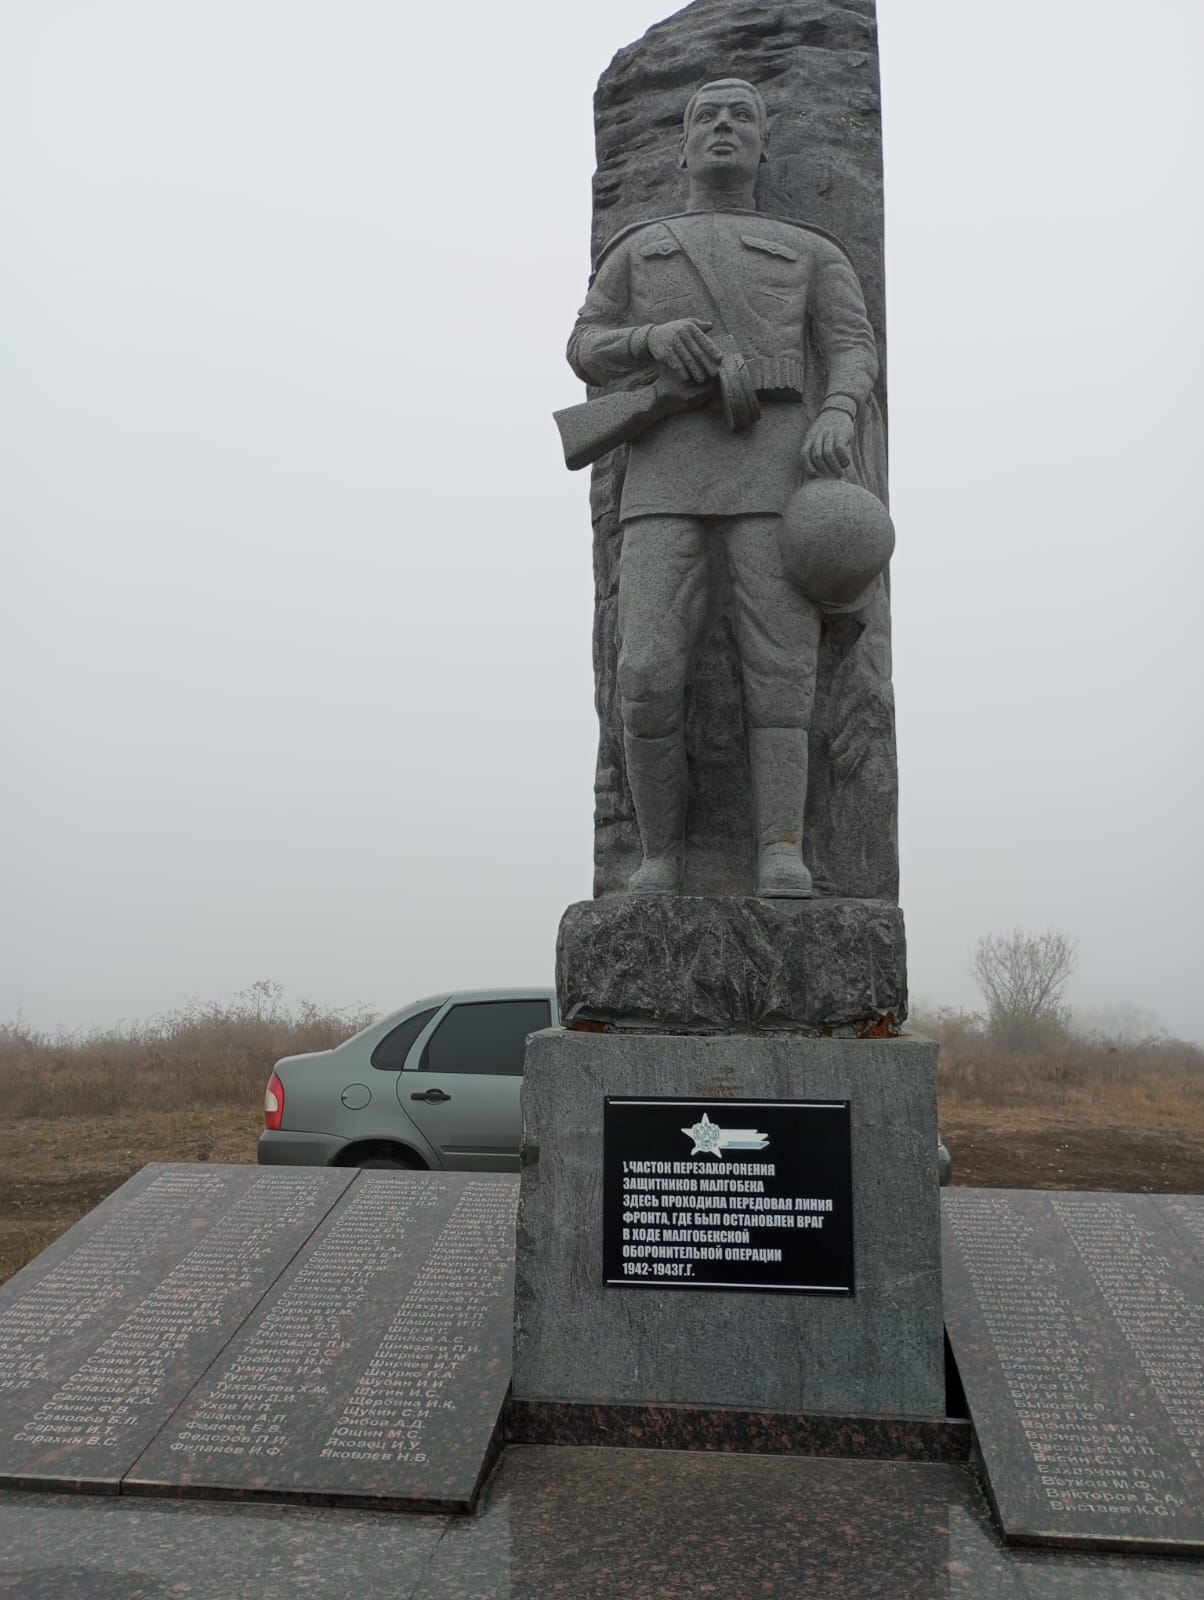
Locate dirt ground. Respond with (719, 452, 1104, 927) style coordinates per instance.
(1, 1100, 1201, 1288)
(939, 1110, 1204, 1193)
(0, 1106, 260, 1285)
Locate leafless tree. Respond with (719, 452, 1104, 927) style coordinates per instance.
(971, 930, 1077, 1049)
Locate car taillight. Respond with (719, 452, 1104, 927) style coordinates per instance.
(264, 1070, 285, 1131)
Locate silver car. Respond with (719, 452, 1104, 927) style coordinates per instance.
(257, 988, 557, 1172)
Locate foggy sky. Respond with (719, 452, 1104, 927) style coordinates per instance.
(3, 0, 1202, 1039)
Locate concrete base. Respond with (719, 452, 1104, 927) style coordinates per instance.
(514, 1028, 944, 1418)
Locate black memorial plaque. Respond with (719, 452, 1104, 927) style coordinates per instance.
(603, 1097, 854, 1294)
(127, 1170, 518, 1512)
(943, 1189, 1204, 1556)
(0, 1163, 352, 1494)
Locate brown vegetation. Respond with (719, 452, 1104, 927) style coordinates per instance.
(922, 1008, 1204, 1193)
(1, 988, 1201, 1287)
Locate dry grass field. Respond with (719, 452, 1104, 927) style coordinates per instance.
(0, 984, 374, 1285)
(1, 988, 1201, 1286)
(924, 1009, 1204, 1196)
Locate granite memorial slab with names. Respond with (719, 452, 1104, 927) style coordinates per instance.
(1156, 1195, 1204, 1268)
(0, 1164, 353, 1494)
(127, 1170, 518, 1513)
(942, 1189, 1204, 1556)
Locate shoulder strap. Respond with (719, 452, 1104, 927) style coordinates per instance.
(594, 210, 854, 272)
(660, 219, 734, 338)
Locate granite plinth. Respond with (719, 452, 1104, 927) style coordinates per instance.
(0, 1164, 352, 1494)
(127, 1170, 517, 1513)
(514, 1028, 944, 1416)
(943, 1190, 1204, 1556)
(556, 894, 907, 1031)
(505, 1398, 970, 1463)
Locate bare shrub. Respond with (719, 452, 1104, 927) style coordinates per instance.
(915, 1005, 1204, 1125)
(971, 929, 1076, 1049)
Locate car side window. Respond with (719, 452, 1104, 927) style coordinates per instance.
(370, 1007, 440, 1072)
(419, 1000, 551, 1076)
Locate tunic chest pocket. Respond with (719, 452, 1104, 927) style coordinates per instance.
(635, 238, 697, 312)
(741, 234, 806, 305)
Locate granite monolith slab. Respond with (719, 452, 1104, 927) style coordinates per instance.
(514, 1027, 943, 1417)
(574, 0, 898, 903)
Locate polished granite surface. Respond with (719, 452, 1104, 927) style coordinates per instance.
(0, 1165, 517, 1513)
(2, 1446, 1203, 1598)
(128, 1172, 517, 1513)
(0, 1166, 351, 1494)
(506, 1396, 970, 1462)
(0, 1489, 445, 1598)
(944, 1190, 1204, 1555)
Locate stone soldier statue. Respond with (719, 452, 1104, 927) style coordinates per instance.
(561, 77, 885, 899)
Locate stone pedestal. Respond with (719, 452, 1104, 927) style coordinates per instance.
(514, 1028, 944, 1418)
(557, 895, 907, 1033)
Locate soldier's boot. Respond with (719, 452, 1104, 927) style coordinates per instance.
(750, 726, 815, 898)
(624, 729, 687, 894)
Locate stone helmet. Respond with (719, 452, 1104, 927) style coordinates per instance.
(779, 479, 895, 612)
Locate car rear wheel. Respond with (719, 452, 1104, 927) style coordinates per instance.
(356, 1153, 421, 1170)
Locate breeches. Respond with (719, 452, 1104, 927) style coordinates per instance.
(617, 513, 821, 739)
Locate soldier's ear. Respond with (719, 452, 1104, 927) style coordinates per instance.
(679, 136, 688, 171)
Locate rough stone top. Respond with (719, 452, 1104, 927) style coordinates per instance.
(557, 894, 907, 1035)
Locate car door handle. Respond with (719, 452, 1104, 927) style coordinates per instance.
(411, 1088, 451, 1104)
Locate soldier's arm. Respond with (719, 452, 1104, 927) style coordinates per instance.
(808, 242, 880, 419)
(567, 248, 655, 385)
(568, 245, 721, 386)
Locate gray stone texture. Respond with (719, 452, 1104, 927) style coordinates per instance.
(513, 1028, 944, 1417)
(557, 893, 906, 1032)
(944, 1191, 1204, 1555)
(583, 0, 898, 901)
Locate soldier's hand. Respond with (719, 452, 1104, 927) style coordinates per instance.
(647, 319, 723, 384)
(801, 409, 855, 478)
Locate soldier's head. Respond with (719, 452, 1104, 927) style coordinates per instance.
(680, 79, 768, 190)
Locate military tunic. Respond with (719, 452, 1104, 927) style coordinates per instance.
(568, 209, 879, 521)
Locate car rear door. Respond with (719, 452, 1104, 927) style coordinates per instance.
(397, 996, 551, 1171)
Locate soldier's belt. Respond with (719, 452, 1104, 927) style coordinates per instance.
(745, 354, 806, 401)
(554, 353, 809, 470)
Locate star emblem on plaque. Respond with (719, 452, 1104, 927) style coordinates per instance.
(681, 1112, 769, 1159)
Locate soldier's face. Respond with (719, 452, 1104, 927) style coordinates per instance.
(682, 91, 765, 189)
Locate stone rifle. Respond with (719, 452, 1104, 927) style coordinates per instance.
(553, 350, 760, 470)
